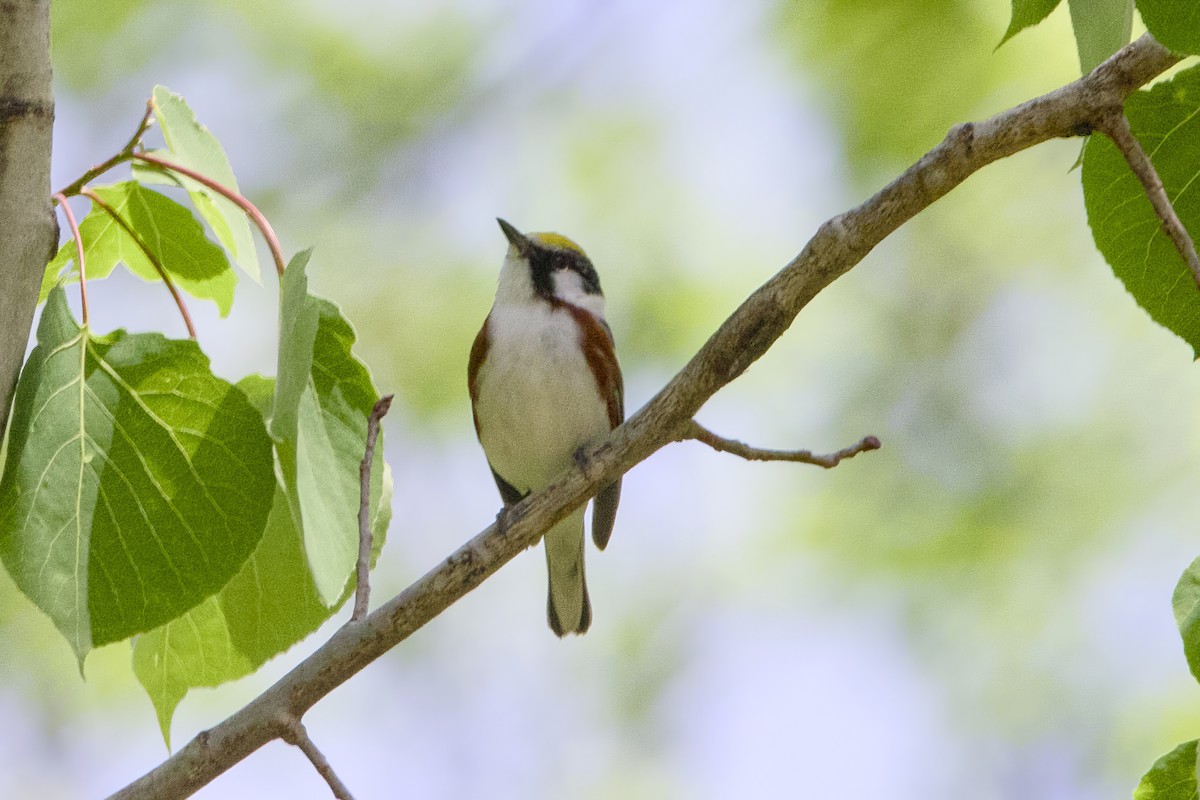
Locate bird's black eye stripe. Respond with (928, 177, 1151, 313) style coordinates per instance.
(562, 252, 602, 295)
(529, 250, 557, 300)
(530, 247, 603, 297)
(577, 262, 601, 295)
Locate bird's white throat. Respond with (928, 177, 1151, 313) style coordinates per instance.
(493, 251, 607, 319)
(476, 254, 611, 491)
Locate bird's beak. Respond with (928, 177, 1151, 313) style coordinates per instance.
(497, 218, 532, 255)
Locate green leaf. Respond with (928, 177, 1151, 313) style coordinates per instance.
(40, 182, 236, 317)
(1174, 557, 1200, 682)
(0, 289, 275, 663)
(227, 461, 391, 666)
(1067, 0, 1133, 74)
(131, 596, 252, 749)
(271, 251, 386, 605)
(41, 241, 75, 302)
(131, 148, 255, 283)
(271, 251, 320, 445)
(150, 86, 261, 282)
(1137, 0, 1200, 55)
(999, 0, 1063, 46)
(1133, 740, 1200, 799)
(1081, 64, 1200, 355)
(236, 373, 276, 417)
(134, 374, 392, 747)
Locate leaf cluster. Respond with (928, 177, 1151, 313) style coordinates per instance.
(1002, 1, 1200, 791)
(0, 87, 391, 745)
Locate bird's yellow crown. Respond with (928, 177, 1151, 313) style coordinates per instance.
(529, 232, 588, 259)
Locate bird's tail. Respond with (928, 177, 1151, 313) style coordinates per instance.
(545, 506, 590, 636)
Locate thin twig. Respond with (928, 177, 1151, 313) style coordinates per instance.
(1096, 112, 1200, 289)
(680, 420, 881, 468)
(280, 719, 356, 800)
(353, 394, 394, 622)
(54, 100, 154, 199)
(131, 151, 287, 279)
(80, 187, 197, 340)
(53, 193, 89, 326)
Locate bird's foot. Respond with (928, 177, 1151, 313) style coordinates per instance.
(573, 445, 598, 480)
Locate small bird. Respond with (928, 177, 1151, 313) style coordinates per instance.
(468, 219, 623, 636)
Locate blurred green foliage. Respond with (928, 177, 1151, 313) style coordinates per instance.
(50, 0, 160, 90)
(774, 0, 1009, 178)
(9, 1, 1200, 797)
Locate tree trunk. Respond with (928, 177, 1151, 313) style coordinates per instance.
(0, 0, 55, 436)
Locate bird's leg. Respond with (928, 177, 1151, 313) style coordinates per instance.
(496, 504, 536, 548)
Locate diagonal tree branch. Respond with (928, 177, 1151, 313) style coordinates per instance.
(107, 33, 1183, 800)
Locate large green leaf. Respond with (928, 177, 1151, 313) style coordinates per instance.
(1081, 63, 1200, 354)
(1133, 740, 1200, 799)
(999, 0, 1063, 46)
(134, 374, 392, 747)
(1173, 557, 1200, 682)
(1066, 0, 1133, 73)
(1137, 0, 1200, 56)
(42, 182, 236, 317)
(271, 251, 386, 605)
(150, 85, 261, 282)
(0, 289, 274, 662)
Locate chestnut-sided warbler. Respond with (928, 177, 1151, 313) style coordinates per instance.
(468, 219, 624, 636)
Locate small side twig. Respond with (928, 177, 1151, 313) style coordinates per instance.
(1096, 112, 1200, 289)
(80, 187, 197, 340)
(279, 718, 355, 800)
(54, 100, 154, 199)
(53, 193, 88, 326)
(131, 151, 287, 279)
(681, 420, 881, 468)
(352, 394, 394, 622)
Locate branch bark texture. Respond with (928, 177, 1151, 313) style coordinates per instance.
(282, 720, 356, 800)
(0, 0, 55, 436)
(353, 394, 393, 621)
(109, 33, 1182, 800)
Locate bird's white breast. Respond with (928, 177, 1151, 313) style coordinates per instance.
(475, 302, 611, 493)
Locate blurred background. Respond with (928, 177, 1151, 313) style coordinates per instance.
(3, 0, 1200, 797)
